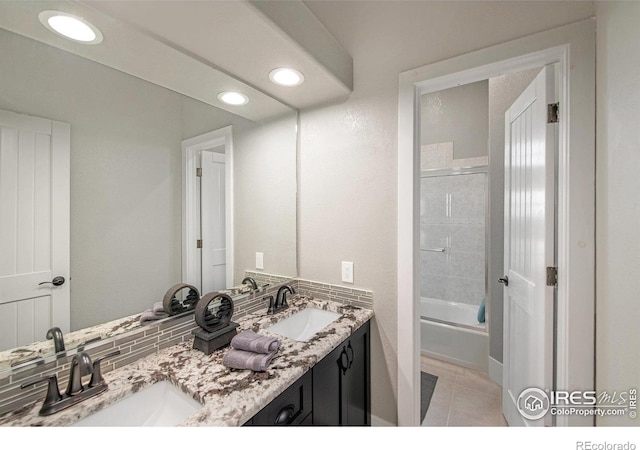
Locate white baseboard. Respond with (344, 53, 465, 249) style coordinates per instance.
(488, 356, 503, 386)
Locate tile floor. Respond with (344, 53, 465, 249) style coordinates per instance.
(421, 355, 508, 426)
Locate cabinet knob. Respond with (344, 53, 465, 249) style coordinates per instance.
(274, 404, 296, 425)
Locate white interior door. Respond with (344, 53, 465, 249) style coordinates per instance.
(0, 109, 70, 351)
(200, 151, 226, 293)
(502, 66, 556, 426)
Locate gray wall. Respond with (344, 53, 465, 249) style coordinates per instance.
(0, 29, 296, 331)
(421, 80, 488, 159)
(487, 68, 540, 364)
(595, 0, 640, 426)
(302, 0, 594, 425)
(232, 112, 298, 283)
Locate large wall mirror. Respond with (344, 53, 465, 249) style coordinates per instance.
(0, 1, 297, 373)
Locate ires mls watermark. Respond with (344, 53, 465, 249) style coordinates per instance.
(517, 387, 637, 420)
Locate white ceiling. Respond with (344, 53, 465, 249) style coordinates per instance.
(0, 0, 353, 120)
(86, 0, 353, 111)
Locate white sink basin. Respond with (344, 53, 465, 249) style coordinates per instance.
(73, 381, 202, 427)
(267, 308, 342, 342)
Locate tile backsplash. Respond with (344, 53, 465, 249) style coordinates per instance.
(0, 278, 373, 418)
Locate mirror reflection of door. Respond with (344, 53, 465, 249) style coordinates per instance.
(182, 126, 233, 296)
(0, 109, 70, 351)
(200, 149, 227, 293)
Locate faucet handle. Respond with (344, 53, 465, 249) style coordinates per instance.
(265, 295, 275, 314)
(21, 374, 63, 408)
(89, 350, 121, 388)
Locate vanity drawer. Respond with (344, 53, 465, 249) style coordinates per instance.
(248, 370, 312, 426)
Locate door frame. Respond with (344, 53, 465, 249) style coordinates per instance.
(182, 126, 234, 291)
(397, 19, 595, 426)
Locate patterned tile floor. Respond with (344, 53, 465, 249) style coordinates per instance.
(421, 355, 508, 426)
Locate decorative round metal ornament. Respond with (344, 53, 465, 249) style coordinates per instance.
(162, 283, 200, 316)
(195, 292, 234, 333)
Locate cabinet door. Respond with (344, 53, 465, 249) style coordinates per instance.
(312, 321, 371, 426)
(249, 371, 312, 426)
(311, 341, 344, 425)
(345, 322, 370, 426)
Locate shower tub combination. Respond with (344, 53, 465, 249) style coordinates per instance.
(420, 296, 488, 372)
(419, 166, 489, 373)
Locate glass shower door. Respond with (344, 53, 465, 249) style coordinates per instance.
(420, 171, 486, 328)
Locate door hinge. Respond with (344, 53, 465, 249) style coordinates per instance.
(546, 266, 558, 287)
(196, 239, 202, 249)
(547, 102, 559, 123)
(196, 168, 202, 177)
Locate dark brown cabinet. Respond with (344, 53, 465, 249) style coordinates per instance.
(245, 370, 312, 426)
(244, 320, 370, 426)
(311, 321, 370, 426)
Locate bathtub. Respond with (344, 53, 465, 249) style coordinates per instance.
(420, 297, 489, 372)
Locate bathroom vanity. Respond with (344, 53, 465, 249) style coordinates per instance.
(0, 295, 373, 427)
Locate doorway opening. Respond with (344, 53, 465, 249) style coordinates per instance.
(182, 126, 234, 294)
(398, 19, 595, 427)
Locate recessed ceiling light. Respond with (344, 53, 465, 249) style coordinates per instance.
(39, 11, 103, 44)
(269, 68, 304, 87)
(217, 91, 249, 106)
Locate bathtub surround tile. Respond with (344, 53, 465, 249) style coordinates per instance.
(447, 277, 486, 306)
(420, 355, 505, 427)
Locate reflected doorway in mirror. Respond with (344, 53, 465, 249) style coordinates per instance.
(0, 109, 70, 352)
(182, 127, 234, 295)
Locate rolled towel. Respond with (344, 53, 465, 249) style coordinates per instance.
(152, 302, 165, 314)
(222, 349, 277, 372)
(231, 330, 280, 354)
(477, 297, 486, 323)
(140, 309, 169, 324)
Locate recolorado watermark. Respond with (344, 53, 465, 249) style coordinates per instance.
(517, 387, 637, 420)
(576, 442, 636, 450)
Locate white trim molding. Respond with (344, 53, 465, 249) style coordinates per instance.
(182, 126, 234, 291)
(397, 18, 595, 427)
(489, 356, 503, 387)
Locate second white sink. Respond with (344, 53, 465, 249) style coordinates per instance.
(72, 380, 202, 427)
(267, 308, 342, 342)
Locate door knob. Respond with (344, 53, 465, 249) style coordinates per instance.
(498, 276, 509, 286)
(39, 276, 65, 287)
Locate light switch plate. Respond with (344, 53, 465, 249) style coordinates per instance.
(342, 261, 354, 283)
(256, 252, 264, 270)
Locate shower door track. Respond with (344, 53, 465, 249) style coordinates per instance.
(420, 315, 486, 333)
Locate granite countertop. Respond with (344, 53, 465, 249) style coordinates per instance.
(0, 295, 373, 427)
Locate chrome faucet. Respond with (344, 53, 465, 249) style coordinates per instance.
(21, 350, 120, 416)
(46, 327, 65, 353)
